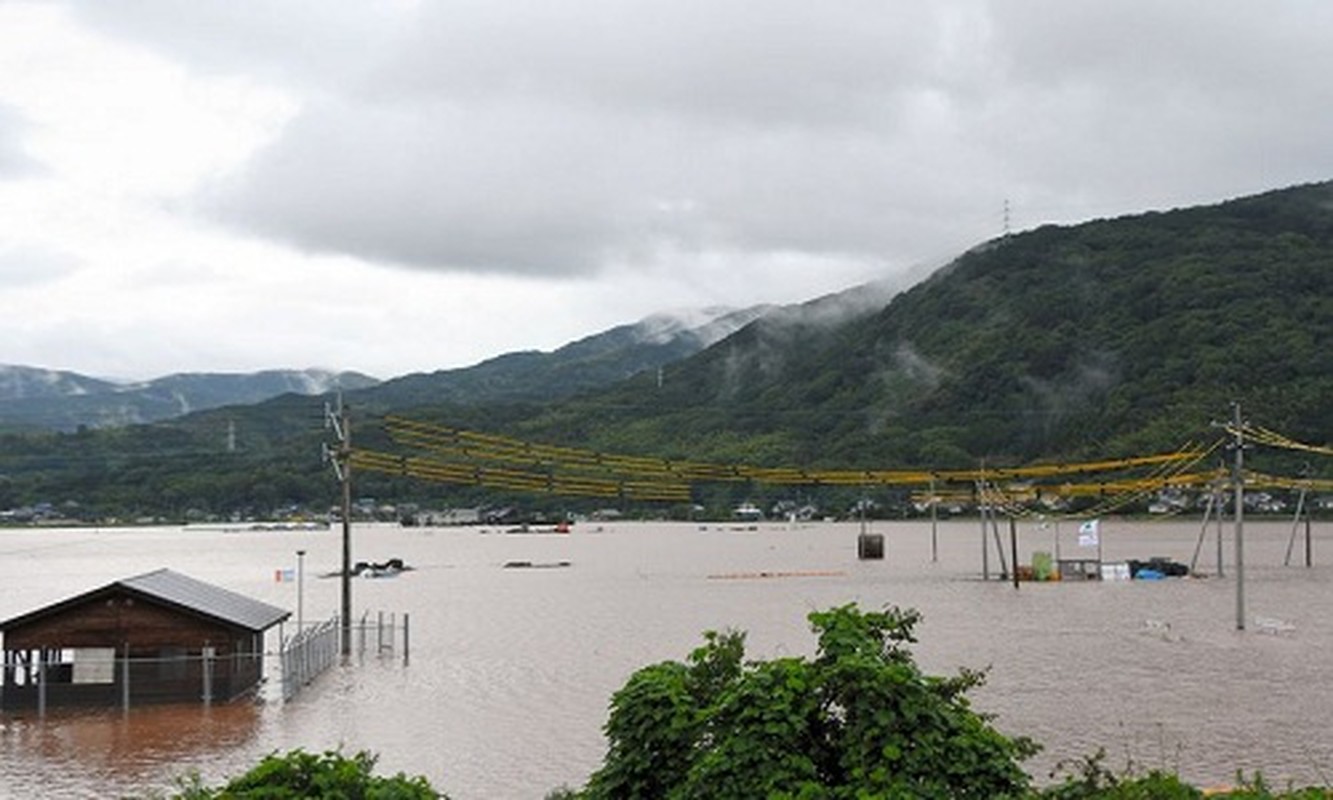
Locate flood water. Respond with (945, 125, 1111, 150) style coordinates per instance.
(2, 518, 1331, 798)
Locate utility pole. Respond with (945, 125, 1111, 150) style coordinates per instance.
(929, 474, 938, 563)
(977, 479, 989, 581)
(325, 397, 353, 656)
(1284, 464, 1313, 568)
(1009, 517, 1019, 590)
(1231, 402, 1246, 631)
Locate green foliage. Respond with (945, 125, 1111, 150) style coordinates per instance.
(578, 604, 1036, 799)
(166, 749, 441, 799)
(7, 181, 1333, 517)
(538, 180, 1333, 470)
(1037, 750, 1201, 799)
(1033, 753, 1333, 799)
(1211, 772, 1333, 799)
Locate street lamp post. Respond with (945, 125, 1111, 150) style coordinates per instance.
(296, 549, 306, 633)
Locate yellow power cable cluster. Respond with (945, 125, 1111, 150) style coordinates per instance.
(1235, 424, 1333, 458)
(383, 416, 1213, 484)
(351, 448, 691, 502)
(1245, 470, 1333, 492)
(349, 417, 1256, 516)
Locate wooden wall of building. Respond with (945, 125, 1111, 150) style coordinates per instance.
(2, 589, 270, 709)
(4, 592, 243, 654)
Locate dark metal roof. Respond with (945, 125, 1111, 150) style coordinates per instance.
(0, 568, 290, 633)
(120, 568, 290, 631)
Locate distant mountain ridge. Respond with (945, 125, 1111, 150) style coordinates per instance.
(0, 366, 379, 431)
(347, 304, 780, 411)
(0, 365, 120, 401)
(0, 305, 791, 431)
(3, 180, 1331, 520)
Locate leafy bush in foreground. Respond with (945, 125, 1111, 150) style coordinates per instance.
(576, 603, 1038, 799)
(169, 748, 441, 799)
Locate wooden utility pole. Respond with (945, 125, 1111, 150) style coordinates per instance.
(326, 397, 353, 656)
(929, 474, 938, 563)
(1284, 469, 1313, 568)
(1231, 402, 1246, 631)
(977, 480, 989, 580)
(1009, 517, 1019, 589)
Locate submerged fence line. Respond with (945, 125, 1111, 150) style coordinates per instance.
(2, 609, 410, 713)
(279, 610, 410, 703)
(280, 616, 339, 701)
(1, 646, 263, 715)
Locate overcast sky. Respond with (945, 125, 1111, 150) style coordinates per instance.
(2, 2, 1331, 381)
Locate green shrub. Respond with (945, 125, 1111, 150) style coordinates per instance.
(578, 603, 1038, 799)
(168, 748, 441, 799)
(1038, 750, 1201, 799)
(1211, 772, 1333, 799)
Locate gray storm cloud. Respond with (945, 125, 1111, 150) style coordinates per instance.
(194, 1, 971, 277)
(0, 245, 79, 288)
(72, 0, 1333, 279)
(0, 104, 39, 178)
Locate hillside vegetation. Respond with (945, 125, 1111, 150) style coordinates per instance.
(2, 181, 1331, 520)
(509, 181, 1333, 471)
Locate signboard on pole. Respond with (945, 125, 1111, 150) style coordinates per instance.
(1078, 518, 1100, 548)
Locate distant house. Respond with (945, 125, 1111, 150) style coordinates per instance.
(1, 569, 288, 710)
(733, 502, 763, 521)
(416, 507, 482, 526)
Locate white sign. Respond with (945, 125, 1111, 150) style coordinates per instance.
(1078, 518, 1100, 547)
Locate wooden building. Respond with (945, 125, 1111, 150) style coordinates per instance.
(1, 568, 289, 710)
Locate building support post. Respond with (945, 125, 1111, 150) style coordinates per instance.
(121, 643, 131, 712)
(202, 645, 213, 705)
(36, 653, 45, 719)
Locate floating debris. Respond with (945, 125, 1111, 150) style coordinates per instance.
(320, 558, 412, 579)
(1253, 616, 1296, 635)
(1138, 619, 1182, 642)
(707, 570, 846, 580)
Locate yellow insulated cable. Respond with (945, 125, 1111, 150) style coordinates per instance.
(376, 417, 1228, 499)
(354, 446, 692, 500)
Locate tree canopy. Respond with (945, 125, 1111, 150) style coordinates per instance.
(577, 604, 1037, 800)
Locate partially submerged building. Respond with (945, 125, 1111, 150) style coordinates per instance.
(1, 568, 289, 711)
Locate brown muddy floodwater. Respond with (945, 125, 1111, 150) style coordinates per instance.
(2, 519, 1331, 798)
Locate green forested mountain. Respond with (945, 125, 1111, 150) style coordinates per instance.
(2, 181, 1330, 520)
(345, 304, 775, 412)
(503, 181, 1333, 471)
